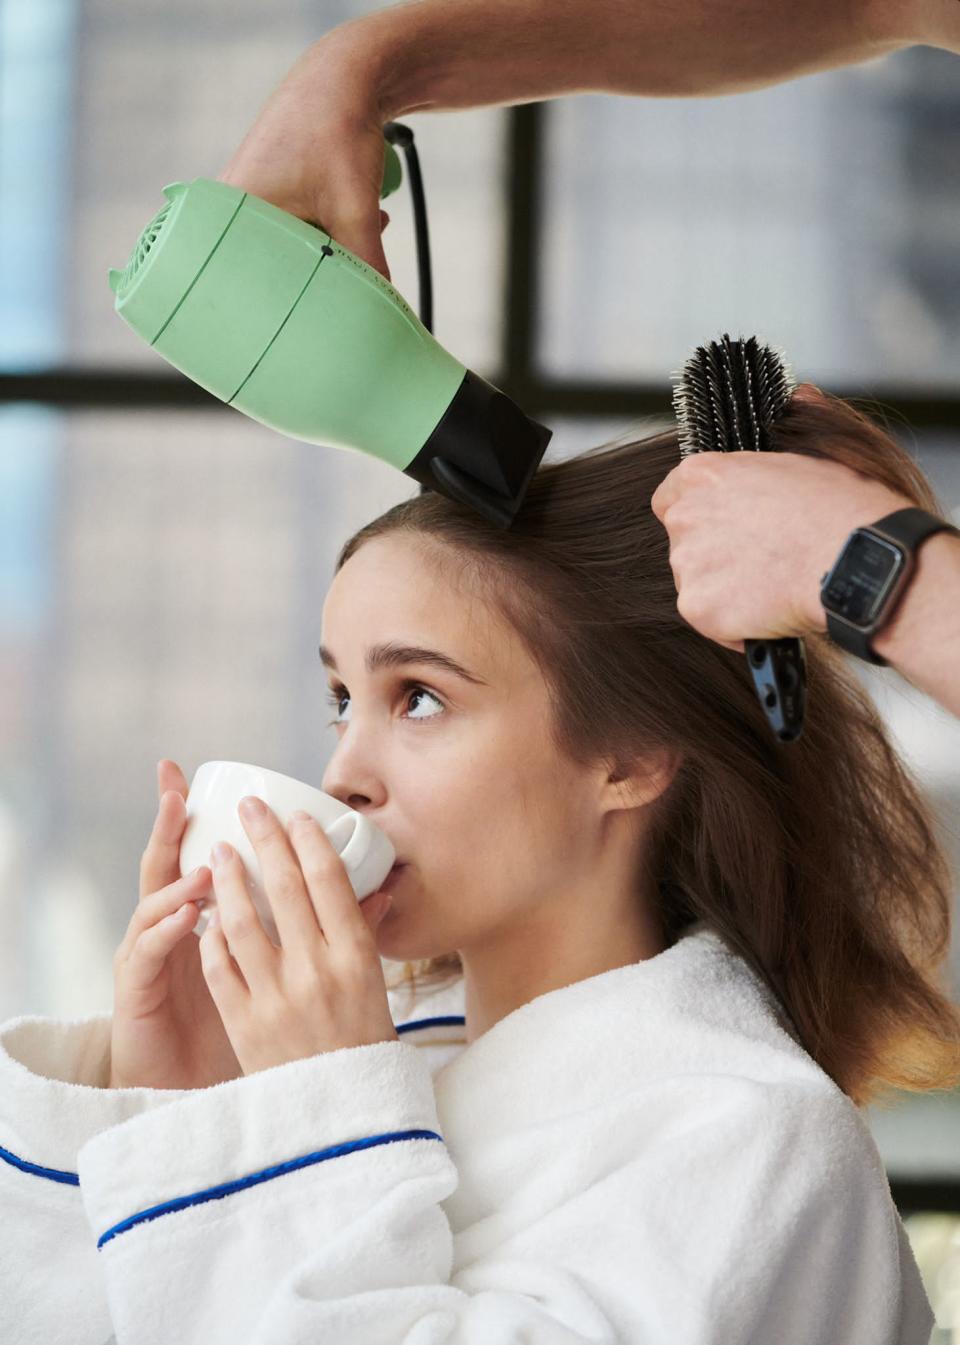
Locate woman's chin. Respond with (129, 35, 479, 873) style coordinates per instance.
(373, 901, 438, 961)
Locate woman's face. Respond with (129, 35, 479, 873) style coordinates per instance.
(319, 534, 633, 966)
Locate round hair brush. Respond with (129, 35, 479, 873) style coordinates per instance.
(670, 334, 807, 744)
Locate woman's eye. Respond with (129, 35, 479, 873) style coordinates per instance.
(324, 681, 444, 726)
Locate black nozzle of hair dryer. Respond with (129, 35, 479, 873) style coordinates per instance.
(402, 369, 552, 530)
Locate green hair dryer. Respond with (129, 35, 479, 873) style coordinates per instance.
(107, 124, 552, 529)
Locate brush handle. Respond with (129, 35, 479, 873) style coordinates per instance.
(743, 637, 807, 743)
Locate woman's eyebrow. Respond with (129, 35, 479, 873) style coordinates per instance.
(318, 641, 488, 686)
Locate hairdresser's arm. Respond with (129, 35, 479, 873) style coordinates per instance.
(336, 0, 956, 109)
(809, 530, 960, 718)
(218, 0, 958, 276)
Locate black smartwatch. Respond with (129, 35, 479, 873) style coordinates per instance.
(819, 507, 960, 665)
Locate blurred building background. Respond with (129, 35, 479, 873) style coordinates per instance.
(1, 2, 958, 1336)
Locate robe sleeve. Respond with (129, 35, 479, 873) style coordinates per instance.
(71, 1044, 933, 1345)
(0, 980, 461, 1345)
(0, 1011, 194, 1345)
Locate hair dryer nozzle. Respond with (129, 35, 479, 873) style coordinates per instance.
(402, 369, 552, 529)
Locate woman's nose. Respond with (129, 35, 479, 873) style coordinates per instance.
(321, 759, 381, 810)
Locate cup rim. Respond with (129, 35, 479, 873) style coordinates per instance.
(191, 761, 339, 807)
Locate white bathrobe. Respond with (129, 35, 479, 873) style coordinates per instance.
(0, 918, 934, 1345)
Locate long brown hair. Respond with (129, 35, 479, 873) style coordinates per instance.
(333, 390, 960, 1108)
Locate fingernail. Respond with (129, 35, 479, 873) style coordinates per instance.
(290, 810, 312, 824)
(211, 842, 232, 867)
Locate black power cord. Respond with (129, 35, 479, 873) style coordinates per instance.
(383, 122, 433, 335)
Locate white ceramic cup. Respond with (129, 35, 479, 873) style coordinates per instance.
(178, 761, 396, 945)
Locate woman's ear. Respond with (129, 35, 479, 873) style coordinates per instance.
(604, 746, 683, 813)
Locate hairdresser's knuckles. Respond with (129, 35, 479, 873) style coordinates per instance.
(215, 35, 391, 279)
(654, 449, 913, 643)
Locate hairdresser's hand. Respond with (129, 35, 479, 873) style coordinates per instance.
(109, 761, 244, 1090)
(650, 393, 914, 654)
(216, 34, 393, 280)
(197, 798, 397, 1076)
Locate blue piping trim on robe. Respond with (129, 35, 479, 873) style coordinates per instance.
(0, 1142, 80, 1187)
(0, 1015, 466, 1201)
(94, 1126, 445, 1248)
(396, 1014, 466, 1035)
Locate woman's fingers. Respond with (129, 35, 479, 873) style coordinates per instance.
(139, 787, 188, 901)
(157, 758, 189, 802)
(119, 899, 202, 1001)
(118, 866, 212, 966)
(139, 760, 192, 901)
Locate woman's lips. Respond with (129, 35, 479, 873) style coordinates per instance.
(378, 862, 406, 892)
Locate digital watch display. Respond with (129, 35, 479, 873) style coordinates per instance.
(819, 507, 960, 666)
(820, 532, 907, 627)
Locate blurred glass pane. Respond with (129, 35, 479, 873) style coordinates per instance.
(539, 47, 960, 388)
(904, 1214, 960, 1339)
(0, 0, 79, 368)
(0, 0, 506, 374)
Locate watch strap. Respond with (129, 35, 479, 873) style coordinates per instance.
(823, 612, 884, 665)
(823, 507, 960, 666)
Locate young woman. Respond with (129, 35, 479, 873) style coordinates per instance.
(1, 388, 957, 1344)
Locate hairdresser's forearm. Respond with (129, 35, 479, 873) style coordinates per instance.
(322, 0, 936, 112)
(857, 534, 960, 717)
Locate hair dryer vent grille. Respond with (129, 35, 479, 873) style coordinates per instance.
(114, 200, 173, 296)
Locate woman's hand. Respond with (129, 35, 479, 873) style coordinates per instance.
(198, 797, 397, 1076)
(216, 34, 393, 280)
(109, 761, 244, 1091)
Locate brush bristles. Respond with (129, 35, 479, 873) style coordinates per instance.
(670, 333, 796, 457)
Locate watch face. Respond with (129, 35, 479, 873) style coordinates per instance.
(821, 531, 905, 627)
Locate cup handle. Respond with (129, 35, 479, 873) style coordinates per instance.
(316, 811, 395, 899)
(324, 810, 361, 863)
